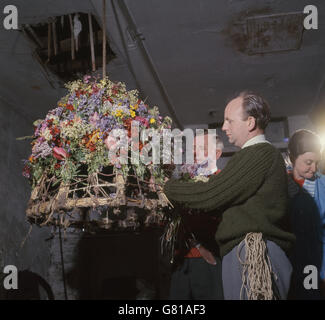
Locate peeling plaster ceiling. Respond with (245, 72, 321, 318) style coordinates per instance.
(1, 0, 325, 130)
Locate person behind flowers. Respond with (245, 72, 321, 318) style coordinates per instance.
(164, 91, 295, 300)
(287, 129, 325, 299)
(169, 132, 224, 300)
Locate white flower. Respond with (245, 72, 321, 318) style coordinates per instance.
(193, 175, 209, 183)
(42, 128, 52, 141)
(103, 100, 113, 110)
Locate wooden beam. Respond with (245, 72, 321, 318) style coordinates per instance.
(52, 20, 58, 56)
(102, 0, 107, 78)
(88, 13, 96, 72)
(25, 24, 43, 48)
(47, 22, 52, 60)
(68, 14, 75, 60)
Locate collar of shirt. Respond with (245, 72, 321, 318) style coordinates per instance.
(241, 134, 270, 149)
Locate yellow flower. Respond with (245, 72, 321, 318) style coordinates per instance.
(134, 104, 138, 110)
(150, 118, 156, 124)
(130, 110, 136, 118)
(100, 79, 107, 86)
(114, 109, 123, 118)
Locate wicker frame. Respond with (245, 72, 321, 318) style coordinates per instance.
(26, 170, 171, 230)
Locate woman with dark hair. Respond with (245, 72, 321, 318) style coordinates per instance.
(287, 129, 325, 299)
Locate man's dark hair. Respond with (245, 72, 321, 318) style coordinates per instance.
(231, 91, 271, 130)
(288, 129, 322, 164)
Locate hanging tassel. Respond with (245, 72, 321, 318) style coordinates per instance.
(237, 232, 278, 300)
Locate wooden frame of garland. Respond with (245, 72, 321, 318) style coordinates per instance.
(26, 170, 171, 230)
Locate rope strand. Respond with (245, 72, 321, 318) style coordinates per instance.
(237, 232, 277, 300)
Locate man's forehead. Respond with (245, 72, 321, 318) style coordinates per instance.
(225, 97, 243, 117)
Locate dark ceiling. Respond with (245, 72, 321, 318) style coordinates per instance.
(1, 0, 324, 130)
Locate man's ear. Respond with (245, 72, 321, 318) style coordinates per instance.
(247, 116, 257, 132)
(216, 149, 222, 160)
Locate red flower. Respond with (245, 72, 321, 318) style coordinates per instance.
(54, 163, 61, 170)
(92, 86, 99, 94)
(103, 97, 114, 104)
(22, 164, 31, 178)
(123, 118, 133, 137)
(53, 147, 67, 160)
(66, 104, 74, 111)
(51, 126, 60, 136)
(76, 90, 86, 97)
(89, 144, 96, 152)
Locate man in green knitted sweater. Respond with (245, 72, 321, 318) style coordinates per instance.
(164, 91, 295, 300)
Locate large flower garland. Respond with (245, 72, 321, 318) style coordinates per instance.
(21, 76, 175, 231)
(22, 75, 173, 188)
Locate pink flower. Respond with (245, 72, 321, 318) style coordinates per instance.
(74, 115, 82, 123)
(135, 116, 149, 128)
(83, 75, 91, 83)
(90, 112, 99, 126)
(53, 147, 67, 160)
(104, 136, 117, 150)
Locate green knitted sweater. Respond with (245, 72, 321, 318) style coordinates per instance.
(164, 143, 296, 257)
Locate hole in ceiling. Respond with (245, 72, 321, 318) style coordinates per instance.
(22, 13, 116, 82)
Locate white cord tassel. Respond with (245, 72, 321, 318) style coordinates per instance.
(237, 232, 278, 300)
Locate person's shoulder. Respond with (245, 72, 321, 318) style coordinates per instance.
(242, 142, 277, 156)
(287, 172, 300, 198)
(229, 143, 278, 168)
(316, 173, 325, 183)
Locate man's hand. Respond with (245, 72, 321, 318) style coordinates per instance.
(197, 245, 217, 265)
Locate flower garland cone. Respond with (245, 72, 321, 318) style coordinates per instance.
(22, 76, 174, 231)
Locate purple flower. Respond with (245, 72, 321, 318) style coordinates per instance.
(90, 112, 100, 127)
(32, 140, 52, 159)
(137, 104, 148, 117)
(67, 112, 75, 120)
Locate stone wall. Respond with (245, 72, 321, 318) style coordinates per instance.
(0, 98, 52, 299)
